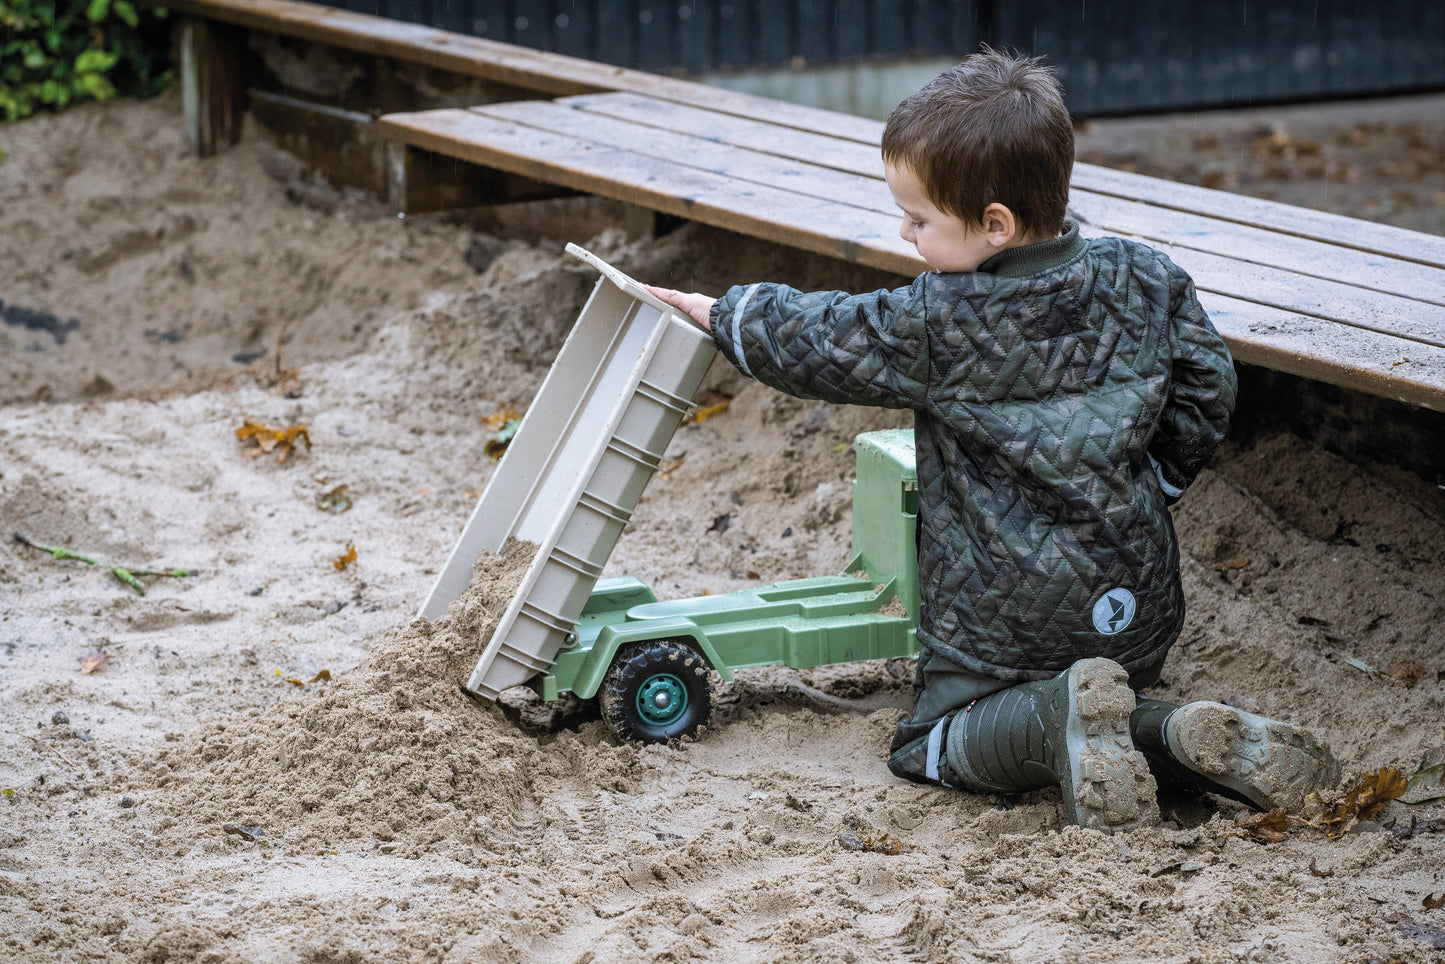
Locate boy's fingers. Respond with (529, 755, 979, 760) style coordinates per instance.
(642, 285, 714, 330)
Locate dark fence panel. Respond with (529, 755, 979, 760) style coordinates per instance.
(1003, 0, 1445, 115)
(320, 0, 1445, 114)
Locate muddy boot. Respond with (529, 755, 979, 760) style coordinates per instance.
(1131, 699, 1340, 812)
(944, 658, 1159, 834)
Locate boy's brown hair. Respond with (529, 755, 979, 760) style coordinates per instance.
(882, 48, 1074, 241)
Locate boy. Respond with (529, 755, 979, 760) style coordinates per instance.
(648, 49, 1337, 834)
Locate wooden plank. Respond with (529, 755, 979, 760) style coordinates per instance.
(561, 91, 886, 180)
(376, 108, 921, 274)
(158, 0, 882, 142)
(476, 100, 897, 216)
(1195, 292, 1445, 413)
(1133, 243, 1445, 352)
(1072, 163, 1445, 270)
(1071, 189, 1445, 309)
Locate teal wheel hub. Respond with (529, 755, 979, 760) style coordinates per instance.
(637, 673, 688, 726)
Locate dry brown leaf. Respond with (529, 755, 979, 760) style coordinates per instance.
(309, 669, 332, 683)
(1423, 893, 1445, 910)
(1234, 807, 1293, 843)
(333, 545, 357, 571)
(481, 407, 523, 431)
(483, 411, 523, 459)
(1322, 767, 1409, 836)
(1308, 857, 1335, 878)
(687, 395, 733, 424)
(79, 649, 109, 675)
(837, 828, 903, 855)
(236, 421, 312, 463)
(315, 484, 352, 514)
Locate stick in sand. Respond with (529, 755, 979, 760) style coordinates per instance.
(13, 533, 195, 596)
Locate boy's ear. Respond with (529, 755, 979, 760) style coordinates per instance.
(982, 203, 1019, 249)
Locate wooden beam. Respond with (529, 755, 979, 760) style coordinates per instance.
(177, 17, 245, 157)
(384, 142, 575, 214)
(247, 90, 387, 195)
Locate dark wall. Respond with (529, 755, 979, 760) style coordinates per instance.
(320, 0, 1445, 115)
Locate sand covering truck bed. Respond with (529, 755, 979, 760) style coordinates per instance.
(421, 247, 921, 742)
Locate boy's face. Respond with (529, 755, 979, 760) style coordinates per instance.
(885, 162, 1003, 273)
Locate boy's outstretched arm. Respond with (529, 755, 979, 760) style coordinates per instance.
(644, 285, 715, 330)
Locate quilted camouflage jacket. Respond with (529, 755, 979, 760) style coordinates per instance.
(710, 222, 1236, 682)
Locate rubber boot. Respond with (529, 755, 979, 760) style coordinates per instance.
(944, 658, 1159, 834)
(1131, 698, 1340, 812)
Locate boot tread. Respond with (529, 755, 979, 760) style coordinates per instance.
(1061, 659, 1159, 834)
(1166, 702, 1339, 811)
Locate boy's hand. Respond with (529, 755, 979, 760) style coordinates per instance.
(643, 285, 715, 331)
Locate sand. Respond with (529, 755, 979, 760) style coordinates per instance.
(2, 89, 1444, 963)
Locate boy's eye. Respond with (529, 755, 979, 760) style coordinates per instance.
(910, 219, 925, 229)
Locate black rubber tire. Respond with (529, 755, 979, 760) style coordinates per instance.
(599, 639, 712, 744)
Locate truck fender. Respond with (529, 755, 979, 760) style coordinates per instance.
(571, 617, 733, 699)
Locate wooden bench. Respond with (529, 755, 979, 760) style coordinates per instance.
(378, 92, 1445, 416)
(165, 0, 1445, 422)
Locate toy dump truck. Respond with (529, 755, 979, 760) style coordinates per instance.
(420, 246, 920, 743)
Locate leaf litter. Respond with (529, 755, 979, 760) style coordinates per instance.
(481, 407, 523, 458)
(236, 420, 312, 462)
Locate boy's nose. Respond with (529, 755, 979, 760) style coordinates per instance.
(899, 218, 915, 243)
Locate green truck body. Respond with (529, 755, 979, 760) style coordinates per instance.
(537, 429, 922, 741)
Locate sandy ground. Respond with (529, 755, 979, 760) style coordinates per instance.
(3, 88, 1445, 963)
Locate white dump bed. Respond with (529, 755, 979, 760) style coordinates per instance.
(419, 244, 718, 699)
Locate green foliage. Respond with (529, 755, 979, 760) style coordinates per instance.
(1, 0, 172, 123)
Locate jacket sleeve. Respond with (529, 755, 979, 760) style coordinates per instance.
(1148, 263, 1237, 503)
(710, 279, 930, 410)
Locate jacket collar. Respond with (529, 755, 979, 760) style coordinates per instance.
(977, 219, 1086, 278)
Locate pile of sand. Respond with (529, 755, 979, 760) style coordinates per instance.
(3, 90, 1444, 963)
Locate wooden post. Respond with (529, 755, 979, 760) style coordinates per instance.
(385, 141, 575, 215)
(178, 18, 245, 157)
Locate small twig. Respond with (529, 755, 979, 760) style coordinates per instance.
(13, 533, 96, 565)
(2, 728, 83, 771)
(14, 534, 194, 596)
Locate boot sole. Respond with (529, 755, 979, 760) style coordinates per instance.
(1060, 659, 1160, 834)
(1166, 702, 1339, 811)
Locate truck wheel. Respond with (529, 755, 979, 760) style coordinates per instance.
(600, 640, 712, 744)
